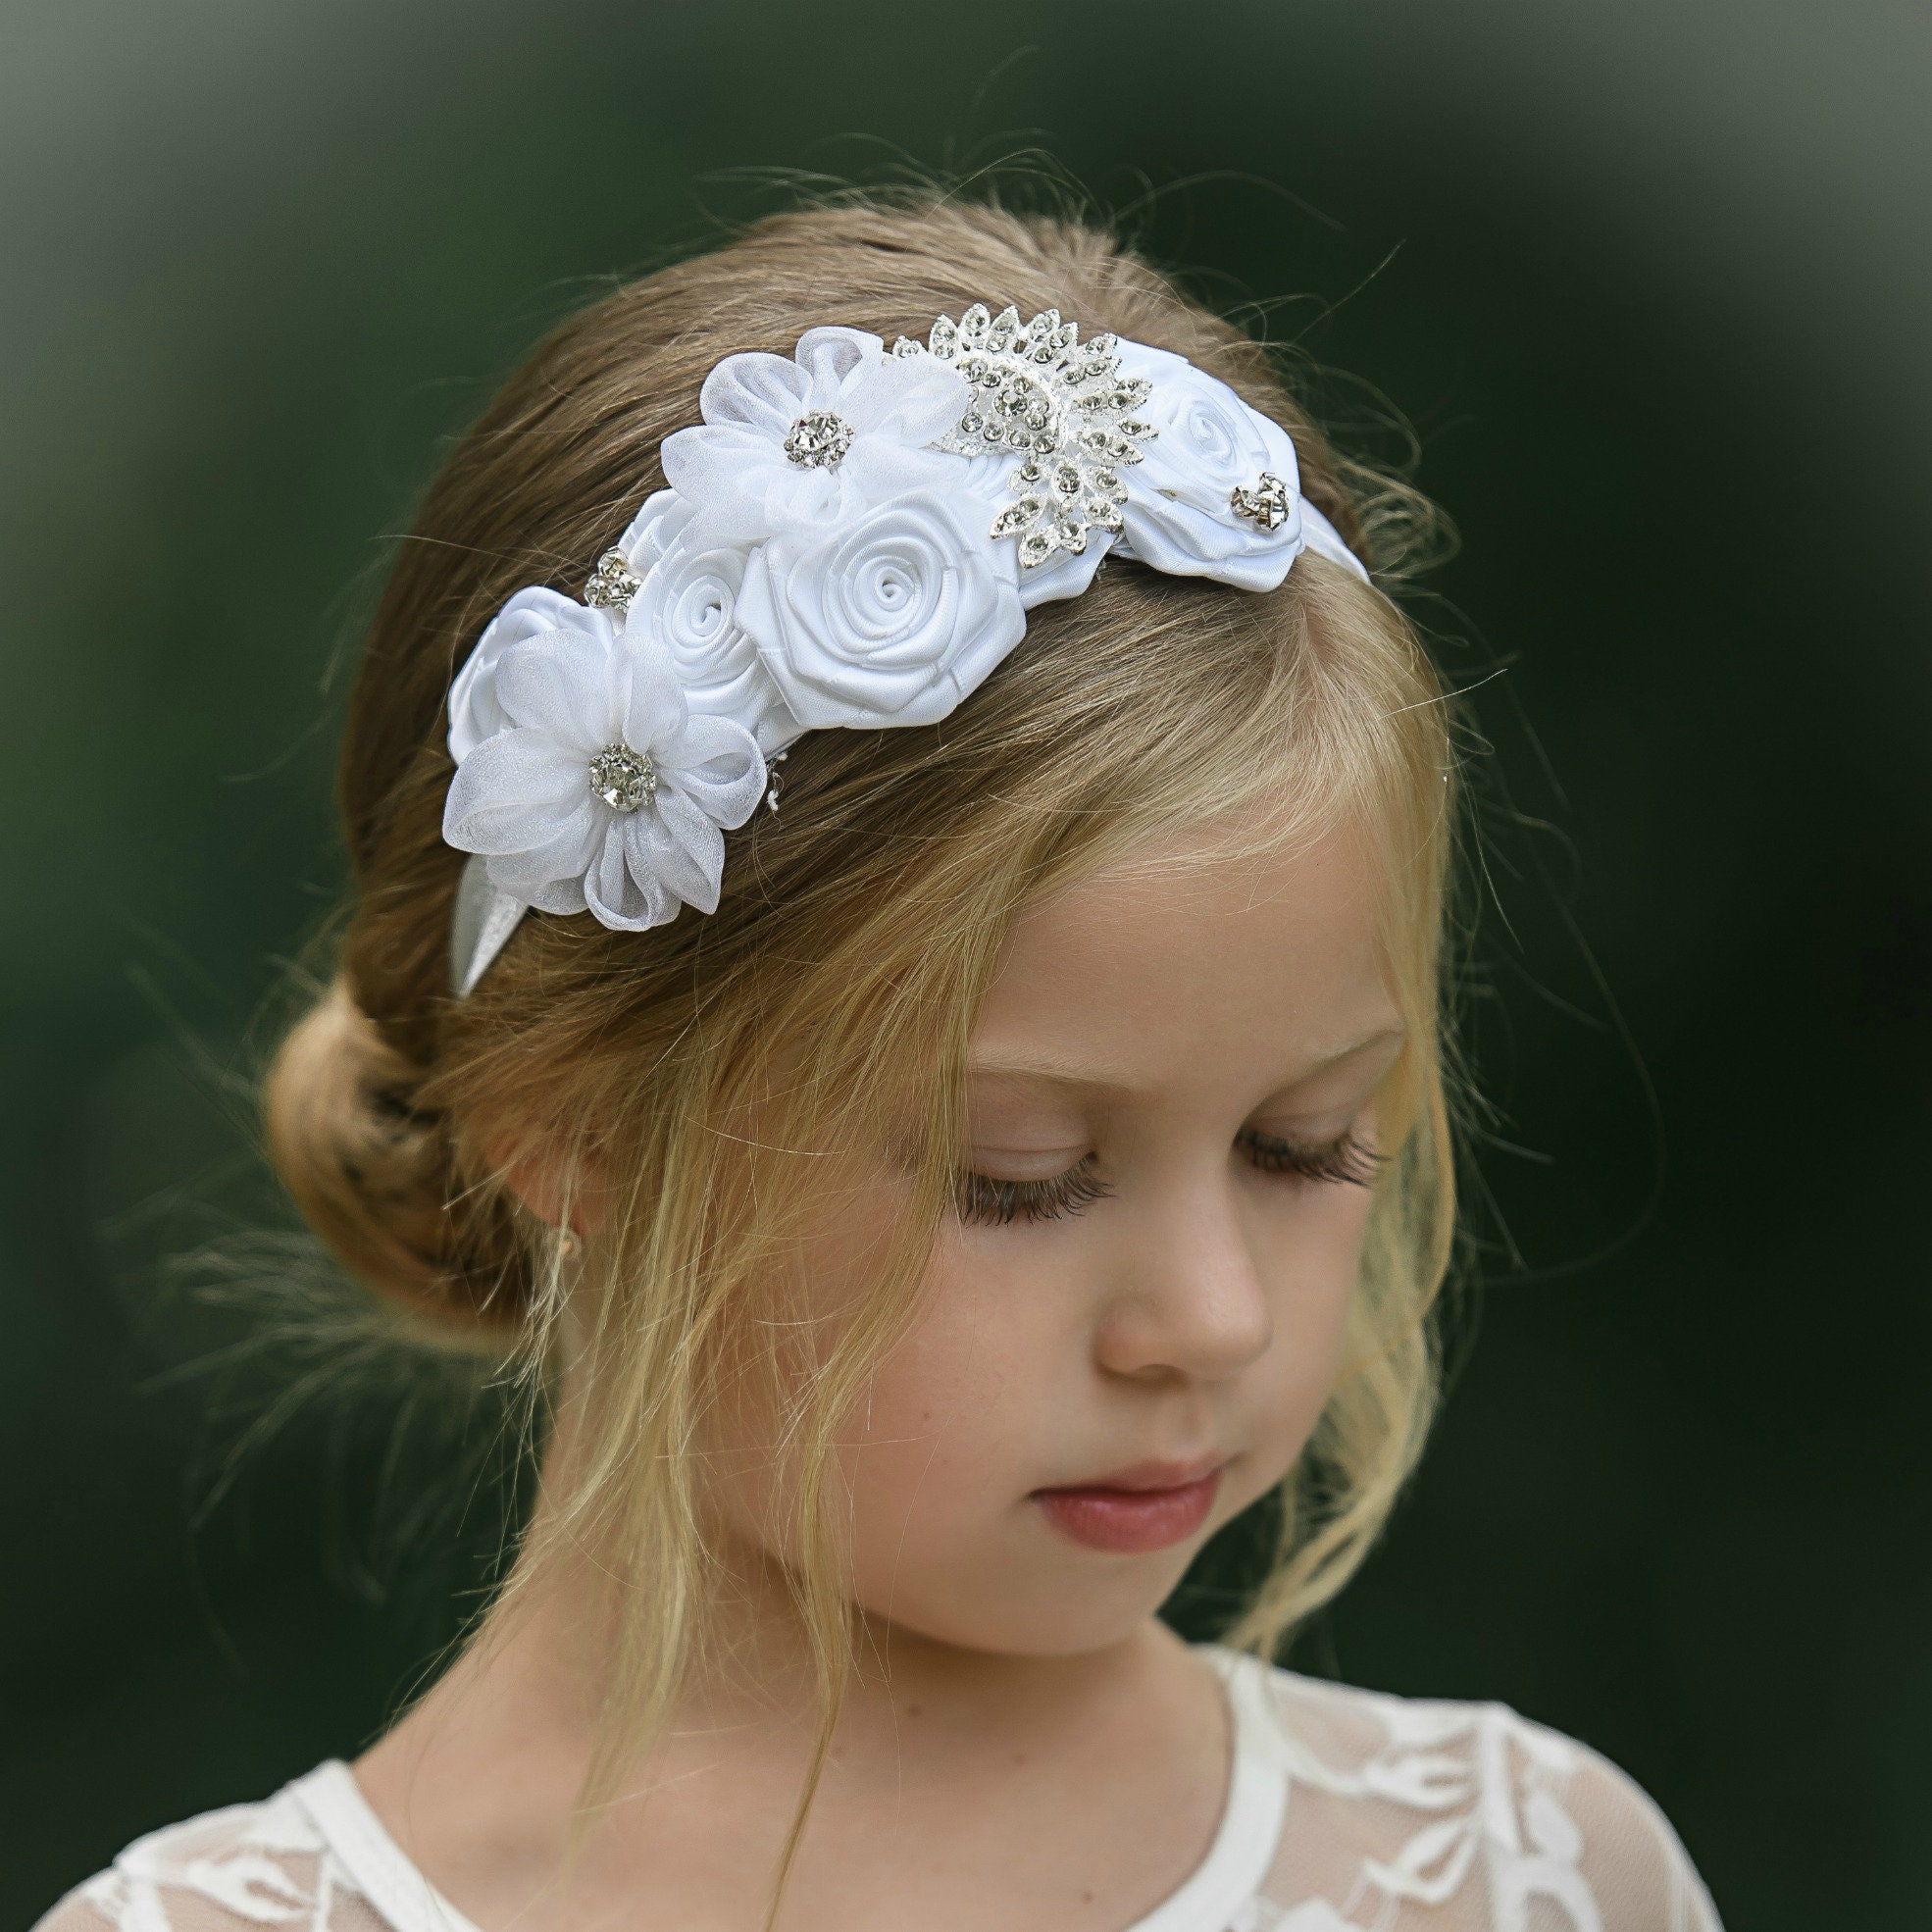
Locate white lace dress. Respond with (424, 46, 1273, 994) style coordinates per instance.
(32, 1651, 1721, 1932)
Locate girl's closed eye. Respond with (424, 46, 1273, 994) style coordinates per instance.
(954, 1155, 1113, 1227)
(1236, 1124, 1386, 1188)
(954, 1124, 1386, 1227)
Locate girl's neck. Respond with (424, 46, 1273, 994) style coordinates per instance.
(352, 1398, 1231, 1932)
(372, 1506, 1199, 1790)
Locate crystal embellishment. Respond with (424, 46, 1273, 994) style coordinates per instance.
(890, 304, 1154, 569)
(585, 548, 642, 615)
(783, 409, 856, 469)
(587, 743, 657, 813)
(1230, 472, 1293, 533)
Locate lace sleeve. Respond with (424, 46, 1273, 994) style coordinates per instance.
(1251, 1667, 1723, 1932)
(1560, 1741, 1722, 1932)
(29, 1791, 393, 1932)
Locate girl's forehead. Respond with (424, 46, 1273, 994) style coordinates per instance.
(997, 809, 1386, 972)
(973, 819, 1401, 1102)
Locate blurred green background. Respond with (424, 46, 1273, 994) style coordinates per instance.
(6, 1, 1930, 1923)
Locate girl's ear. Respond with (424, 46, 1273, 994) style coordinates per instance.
(483, 1135, 606, 1241)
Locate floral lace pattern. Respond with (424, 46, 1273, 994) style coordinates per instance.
(66, 1789, 378, 1932)
(1247, 1674, 1719, 1932)
(34, 1663, 1719, 1932)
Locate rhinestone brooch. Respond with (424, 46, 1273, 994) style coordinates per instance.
(891, 304, 1155, 571)
(784, 409, 855, 470)
(1230, 472, 1293, 533)
(585, 548, 642, 616)
(587, 743, 657, 813)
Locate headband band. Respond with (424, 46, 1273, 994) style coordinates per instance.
(442, 304, 1368, 996)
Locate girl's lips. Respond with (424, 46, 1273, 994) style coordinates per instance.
(1032, 1464, 1224, 1554)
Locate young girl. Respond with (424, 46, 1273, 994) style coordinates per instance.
(39, 199, 1722, 1932)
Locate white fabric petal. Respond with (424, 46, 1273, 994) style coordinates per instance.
(665, 712, 766, 828)
(583, 821, 650, 929)
(447, 587, 605, 762)
(519, 870, 591, 917)
(840, 349, 969, 444)
(482, 811, 603, 903)
(671, 332, 970, 554)
(491, 630, 620, 749)
(620, 525, 798, 747)
(661, 424, 788, 525)
(619, 643, 689, 755)
(753, 464, 851, 531)
(792, 326, 883, 397)
(629, 794, 724, 912)
(697, 348, 811, 436)
(663, 425, 850, 546)
(443, 730, 591, 854)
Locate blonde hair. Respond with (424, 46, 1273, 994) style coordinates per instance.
(264, 194, 1458, 1872)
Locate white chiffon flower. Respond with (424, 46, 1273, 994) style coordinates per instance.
(661, 327, 969, 545)
(734, 488, 1026, 732)
(614, 490, 803, 754)
(443, 614, 766, 932)
(1111, 341, 1311, 592)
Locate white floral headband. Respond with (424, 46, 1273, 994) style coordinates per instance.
(443, 303, 1369, 996)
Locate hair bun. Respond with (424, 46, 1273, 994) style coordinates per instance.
(263, 979, 524, 1338)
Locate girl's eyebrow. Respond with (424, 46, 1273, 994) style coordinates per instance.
(965, 1054, 1130, 1093)
(966, 1023, 1406, 1095)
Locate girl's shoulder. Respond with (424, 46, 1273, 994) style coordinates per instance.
(30, 1761, 475, 1932)
(1234, 1653, 1723, 1931)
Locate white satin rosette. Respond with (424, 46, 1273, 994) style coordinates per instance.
(442, 610, 766, 933)
(1110, 341, 1304, 590)
(734, 490, 1027, 732)
(615, 490, 802, 754)
(1112, 341, 1367, 591)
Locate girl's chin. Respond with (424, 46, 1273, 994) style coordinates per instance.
(850, 1569, 1192, 1659)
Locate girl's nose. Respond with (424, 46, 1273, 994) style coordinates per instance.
(1092, 1173, 1274, 1382)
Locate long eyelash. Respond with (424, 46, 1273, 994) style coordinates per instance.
(954, 1156, 1114, 1227)
(1237, 1126, 1387, 1189)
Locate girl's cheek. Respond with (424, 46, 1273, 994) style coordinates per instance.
(846, 1246, 1068, 1498)
(725, 1173, 1376, 1584)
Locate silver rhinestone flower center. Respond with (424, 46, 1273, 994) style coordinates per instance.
(891, 303, 1155, 570)
(1230, 473, 1293, 533)
(585, 548, 642, 616)
(588, 743, 657, 813)
(784, 409, 855, 469)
